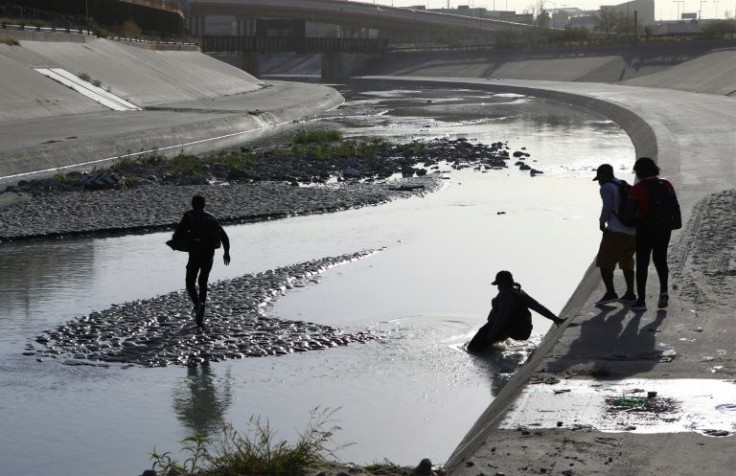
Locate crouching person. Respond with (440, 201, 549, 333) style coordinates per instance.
(468, 270, 564, 352)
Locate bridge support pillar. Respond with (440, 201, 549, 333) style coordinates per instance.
(240, 52, 261, 78)
(321, 52, 380, 81)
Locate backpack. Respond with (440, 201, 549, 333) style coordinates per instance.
(506, 291, 533, 340)
(642, 179, 682, 230)
(612, 179, 634, 227)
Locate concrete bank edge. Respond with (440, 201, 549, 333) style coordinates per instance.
(350, 76, 656, 472)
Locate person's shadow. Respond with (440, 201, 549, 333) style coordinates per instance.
(466, 305, 667, 396)
(171, 362, 233, 438)
(545, 305, 667, 378)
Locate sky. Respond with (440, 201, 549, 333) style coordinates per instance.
(354, 0, 734, 21)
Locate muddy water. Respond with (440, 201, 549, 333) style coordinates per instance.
(0, 87, 635, 476)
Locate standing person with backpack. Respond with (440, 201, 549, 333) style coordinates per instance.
(467, 270, 564, 353)
(172, 195, 231, 327)
(592, 164, 636, 305)
(624, 157, 682, 311)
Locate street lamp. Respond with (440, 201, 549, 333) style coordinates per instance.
(673, 0, 684, 19)
(713, 0, 720, 17)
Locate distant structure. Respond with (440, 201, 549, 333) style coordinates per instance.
(600, 0, 655, 26)
(429, 5, 534, 24)
(0, 0, 184, 34)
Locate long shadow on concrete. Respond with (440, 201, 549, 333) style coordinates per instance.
(544, 305, 667, 379)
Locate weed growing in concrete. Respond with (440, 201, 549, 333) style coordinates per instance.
(0, 37, 19, 46)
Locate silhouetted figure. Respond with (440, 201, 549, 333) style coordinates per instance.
(623, 157, 681, 311)
(172, 363, 232, 438)
(593, 163, 636, 305)
(173, 195, 230, 326)
(468, 270, 564, 353)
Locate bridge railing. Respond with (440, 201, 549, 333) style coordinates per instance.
(202, 35, 389, 53)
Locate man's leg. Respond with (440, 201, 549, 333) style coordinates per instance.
(185, 256, 200, 307)
(634, 228, 654, 309)
(194, 251, 215, 326)
(595, 232, 619, 304)
(619, 233, 636, 301)
(601, 268, 616, 294)
(197, 256, 214, 304)
(652, 230, 672, 308)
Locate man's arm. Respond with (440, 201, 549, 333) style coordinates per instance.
(599, 184, 615, 232)
(220, 225, 231, 265)
(524, 293, 564, 325)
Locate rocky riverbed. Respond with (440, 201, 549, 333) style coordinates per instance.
(26, 250, 382, 368)
(4, 135, 542, 368)
(0, 136, 538, 242)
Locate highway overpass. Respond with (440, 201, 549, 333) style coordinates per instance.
(186, 0, 536, 36)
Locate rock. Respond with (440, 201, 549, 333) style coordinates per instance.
(343, 167, 361, 179)
(414, 458, 433, 476)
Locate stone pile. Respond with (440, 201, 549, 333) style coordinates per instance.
(26, 251, 382, 367)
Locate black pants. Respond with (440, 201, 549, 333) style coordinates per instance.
(635, 226, 671, 299)
(186, 248, 215, 306)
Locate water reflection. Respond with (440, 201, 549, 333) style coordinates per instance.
(0, 240, 94, 318)
(466, 340, 536, 397)
(172, 363, 233, 438)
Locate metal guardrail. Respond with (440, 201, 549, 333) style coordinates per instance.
(0, 21, 93, 35)
(202, 35, 389, 53)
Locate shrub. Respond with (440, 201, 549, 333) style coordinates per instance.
(0, 37, 20, 46)
(149, 408, 344, 476)
(293, 128, 342, 145)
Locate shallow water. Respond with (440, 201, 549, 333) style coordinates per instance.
(501, 378, 736, 436)
(0, 86, 634, 475)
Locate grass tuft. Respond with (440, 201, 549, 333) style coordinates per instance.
(293, 128, 342, 145)
(150, 408, 346, 476)
(0, 37, 20, 46)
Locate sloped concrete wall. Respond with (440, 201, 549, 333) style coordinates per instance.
(0, 37, 264, 122)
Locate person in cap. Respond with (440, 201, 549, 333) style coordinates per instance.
(593, 163, 636, 305)
(467, 270, 564, 352)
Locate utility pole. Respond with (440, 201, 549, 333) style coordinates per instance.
(714, 0, 720, 17)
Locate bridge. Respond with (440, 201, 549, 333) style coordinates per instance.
(202, 35, 388, 53)
(186, 0, 536, 37)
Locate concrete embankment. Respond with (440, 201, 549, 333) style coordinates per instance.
(356, 60, 736, 474)
(0, 34, 343, 187)
(352, 40, 736, 97)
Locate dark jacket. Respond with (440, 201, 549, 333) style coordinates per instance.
(484, 286, 557, 343)
(173, 210, 230, 253)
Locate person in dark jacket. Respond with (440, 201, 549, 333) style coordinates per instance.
(468, 271, 564, 352)
(623, 157, 681, 311)
(173, 195, 231, 327)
